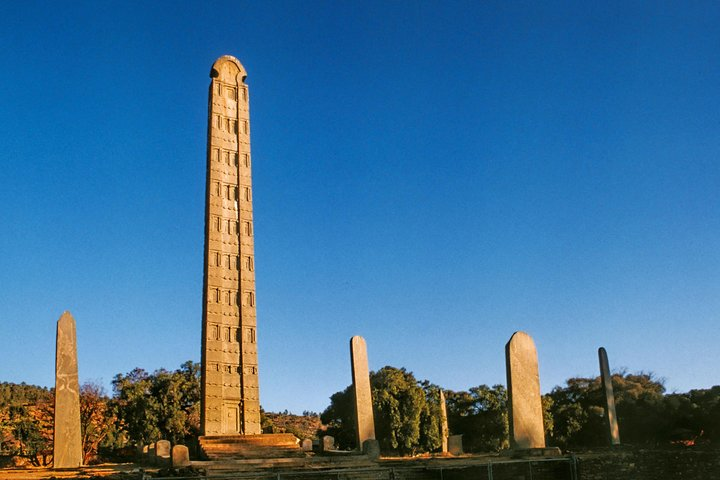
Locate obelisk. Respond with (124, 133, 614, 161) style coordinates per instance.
(505, 331, 545, 449)
(598, 347, 621, 445)
(350, 336, 376, 450)
(201, 55, 261, 435)
(54, 311, 82, 468)
(439, 389, 449, 453)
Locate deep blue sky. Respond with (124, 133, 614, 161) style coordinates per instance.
(1, 2, 718, 413)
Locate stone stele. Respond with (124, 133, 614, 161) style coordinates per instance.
(172, 444, 191, 467)
(53, 311, 82, 468)
(350, 336, 376, 450)
(440, 389, 449, 453)
(300, 438, 313, 452)
(599, 347, 621, 445)
(200, 55, 261, 436)
(321, 435, 335, 452)
(505, 331, 545, 449)
(155, 439, 171, 466)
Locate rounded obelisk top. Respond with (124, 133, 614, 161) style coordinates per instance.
(210, 55, 247, 83)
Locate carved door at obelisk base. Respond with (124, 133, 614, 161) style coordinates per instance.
(223, 402, 240, 433)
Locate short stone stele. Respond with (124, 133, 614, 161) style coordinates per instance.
(505, 331, 545, 449)
(172, 445, 191, 468)
(301, 438, 313, 452)
(155, 439, 171, 466)
(54, 311, 82, 469)
(599, 347, 621, 445)
(350, 336, 376, 450)
(321, 435, 335, 452)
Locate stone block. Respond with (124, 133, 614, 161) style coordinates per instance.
(505, 331, 545, 449)
(54, 311, 82, 469)
(172, 444, 191, 468)
(448, 435, 463, 455)
(301, 438, 313, 451)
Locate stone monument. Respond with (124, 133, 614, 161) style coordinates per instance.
(172, 444, 191, 468)
(598, 347, 621, 445)
(197, 56, 300, 460)
(155, 439, 171, 466)
(350, 336, 376, 451)
(53, 311, 82, 468)
(200, 55, 260, 436)
(505, 331, 545, 450)
(439, 389, 449, 453)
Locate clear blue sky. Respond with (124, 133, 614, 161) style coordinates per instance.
(1, 2, 718, 414)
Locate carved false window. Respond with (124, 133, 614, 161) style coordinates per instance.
(246, 291, 255, 307)
(246, 327, 256, 343)
(243, 153, 250, 167)
(245, 256, 254, 271)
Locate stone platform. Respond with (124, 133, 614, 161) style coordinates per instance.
(199, 433, 304, 460)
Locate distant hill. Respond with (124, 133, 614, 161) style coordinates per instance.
(0, 382, 52, 407)
(263, 410, 324, 440)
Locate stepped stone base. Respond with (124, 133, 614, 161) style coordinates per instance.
(199, 433, 303, 460)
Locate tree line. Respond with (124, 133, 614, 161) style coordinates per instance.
(321, 366, 720, 455)
(1, 362, 718, 464)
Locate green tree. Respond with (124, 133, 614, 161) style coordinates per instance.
(445, 385, 508, 452)
(371, 367, 425, 455)
(319, 385, 356, 449)
(112, 361, 201, 447)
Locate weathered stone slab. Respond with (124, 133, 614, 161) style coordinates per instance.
(599, 347, 621, 445)
(505, 331, 545, 449)
(155, 439, 171, 466)
(448, 435, 463, 455)
(301, 438, 313, 451)
(53, 311, 82, 469)
(350, 336, 376, 450)
(172, 444, 190, 468)
(321, 435, 335, 452)
(439, 389, 449, 453)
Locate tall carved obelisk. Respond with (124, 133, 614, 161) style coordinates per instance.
(54, 311, 82, 468)
(201, 56, 261, 435)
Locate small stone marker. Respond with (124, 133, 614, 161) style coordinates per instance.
(54, 311, 82, 469)
(505, 331, 545, 449)
(363, 439, 380, 460)
(301, 438, 313, 451)
(448, 435, 463, 455)
(350, 336, 376, 450)
(599, 347, 621, 446)
(155, 439, 171, 466)
(439, 389, 449, 453)
(172, 444, 190, 468)
(321, 435, 335, 452)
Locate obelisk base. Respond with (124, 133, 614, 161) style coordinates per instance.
(199, 434, 303, 460)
